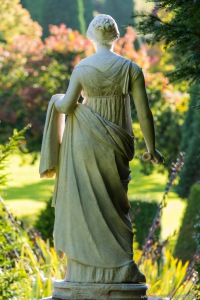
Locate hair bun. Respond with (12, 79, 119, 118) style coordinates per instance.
(93, 18, 115, 32)
(86, 14, 120, 45)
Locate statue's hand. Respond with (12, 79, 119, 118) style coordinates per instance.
(50, 94, 65, 102)
(150, 149, 165, 164)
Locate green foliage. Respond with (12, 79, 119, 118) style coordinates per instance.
(20, 0, 46, 26)
(35, 198, 54, 245)
(0, 134, 195, 299)
(103, 0, 134, 35)
(138, 249, 194, 298)
(193, 213, 200, 299)
(0, 132, 63, 299)
(176, 85, 200, 198)
(1, 4, 188, 167)
(135, 104, 183, 174)
(181, 87, 198, 154)
(0, 197, 195, 299)
(0, 25, 87, 151)
(21, 0, 87, 37)
(83, 0, 94, 28)
(0, 199, 66, 300)
(155, 108, 182, 167)
(131, 200, 160, 248)
(0, 0, 42, 43)
(0, 201, 30, 299)
(133, 0, 200, 84)
(77, 0, 86, 35)
(0, 125, 30, 194)
(174, 183, 200, 262)
(20, 0, 135, 37)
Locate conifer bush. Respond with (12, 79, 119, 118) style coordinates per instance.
(35, 197, 54, 245)
(174, 183, 200, 262)
(131, 200, 160, 248)
(176, 85, 200, 198)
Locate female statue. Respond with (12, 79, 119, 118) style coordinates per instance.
(40, 14, 164, 284)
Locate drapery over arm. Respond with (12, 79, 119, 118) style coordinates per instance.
(39, 94, 65, 178)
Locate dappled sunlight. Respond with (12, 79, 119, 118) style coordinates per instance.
(3, 180, 54, 201)
(3, 154, 54, 202)
(6, 199, 46, 217)
(129, 159, 168, 200)
(161, 199, 186, 239)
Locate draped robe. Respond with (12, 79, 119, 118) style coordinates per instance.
(39, 56, 146, 283)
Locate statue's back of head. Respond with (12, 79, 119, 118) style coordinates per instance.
(86, 14, 120, 45)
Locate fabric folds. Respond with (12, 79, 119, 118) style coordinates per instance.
(52, 104, 134, 266)
(39, 56, 146, 283)
(39, 94, 65, 178)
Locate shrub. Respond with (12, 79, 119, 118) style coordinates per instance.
(174, 183, 200, 262)
(0, 199, 66, 300)
(138, 249, 194, 299)
(1, 197, 196, 299)
(130, 200, 161, 248)
(34, 197, 54, 245)
(176, 84, 200, 198)
(0, 200, 30, 299)
(0, 125, 30, 194)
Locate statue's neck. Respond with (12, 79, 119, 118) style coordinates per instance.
(94, 44, 114, 54)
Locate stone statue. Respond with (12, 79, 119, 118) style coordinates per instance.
(40, 14, 164, 299)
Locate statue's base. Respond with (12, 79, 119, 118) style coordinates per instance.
(42, 280, 148, 299)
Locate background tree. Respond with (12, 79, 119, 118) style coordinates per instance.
(103, 0, 134, 35)
(0, 21, 187, 159)
(132, 0, 200, 190)
(176, 85, 200, 198)
(83, 0, 94, 29)
(133, 0, 200, 84)
(0, 0, 41, 43)
(77, 0, 87, 35)
(20, 0, 136, 37)
(21, 0, 88, 37)
(19, 0, 46, 30)
(0, 1, 189, 170)
(131, 2, 200, 280)
(174, 183, 200, 262)
(0, 24, 92, 150)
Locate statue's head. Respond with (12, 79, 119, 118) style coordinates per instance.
(87, 14, 120, 45)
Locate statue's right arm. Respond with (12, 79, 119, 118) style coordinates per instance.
(131, 72, 164, 164)
(54, 70, 82, 114)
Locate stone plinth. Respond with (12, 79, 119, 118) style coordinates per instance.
(42, 280, 148, 299)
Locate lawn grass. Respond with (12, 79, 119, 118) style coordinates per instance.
(3, 154, 54, 201)
(3, 154, 186, 242)
(3, 154, 54, 224)
(129, 159, 177, 201)
(129, 160, 186, 242)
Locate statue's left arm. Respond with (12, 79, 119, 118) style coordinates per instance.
(54, 69, 82, 114)
(131, 69, 164, 164)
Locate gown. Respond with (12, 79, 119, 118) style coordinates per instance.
(40, 55, 146, 283)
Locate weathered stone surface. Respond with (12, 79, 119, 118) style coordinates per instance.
(42, 280, 148, 299)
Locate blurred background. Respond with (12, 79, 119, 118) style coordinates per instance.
(0, 0, 199, 299)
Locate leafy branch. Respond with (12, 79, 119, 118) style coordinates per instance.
(0, 124, 31, 193)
